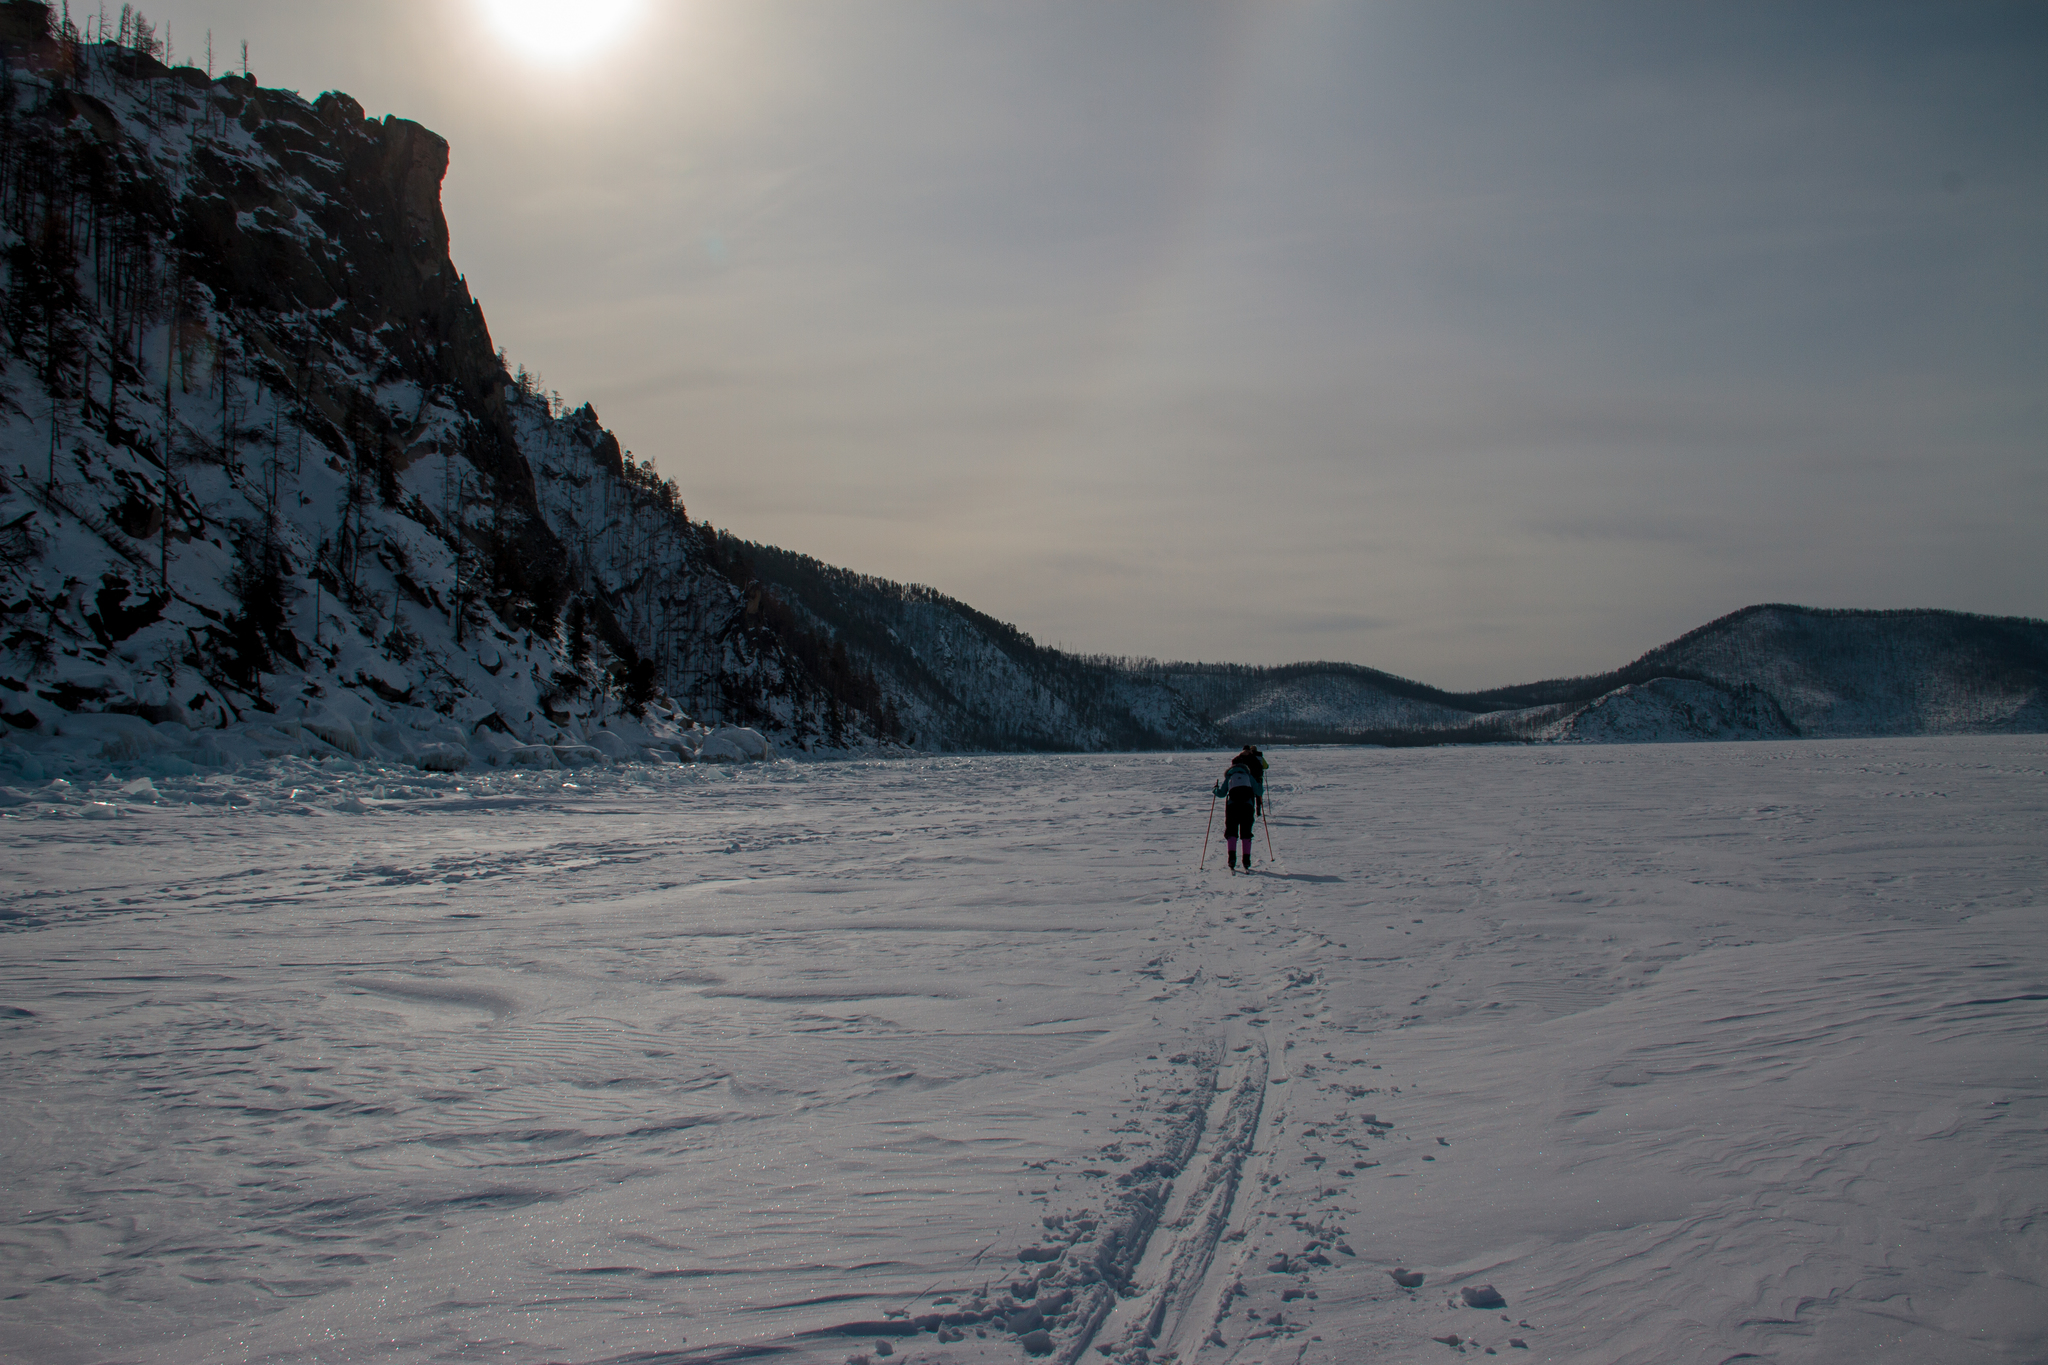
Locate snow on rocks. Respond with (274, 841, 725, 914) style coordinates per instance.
(582, 728, 639, 762)
(697, 726, 773, 763)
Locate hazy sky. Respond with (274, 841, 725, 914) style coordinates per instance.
(128, 1, 2045, 688)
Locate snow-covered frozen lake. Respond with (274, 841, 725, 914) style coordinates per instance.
(3, 738, 2043, 1365)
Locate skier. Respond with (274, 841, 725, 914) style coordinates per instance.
(1234, 742, 1269, 785)
(1212, 745, 1267, 871)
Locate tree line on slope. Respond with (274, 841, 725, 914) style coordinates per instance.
(716, 533, 1204, 750)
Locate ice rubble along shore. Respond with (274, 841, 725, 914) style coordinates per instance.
(0, 696, 775, 785)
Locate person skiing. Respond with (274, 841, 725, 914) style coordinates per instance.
(1234, 743, 1269, 785)
(1212, 744, 1268, 871)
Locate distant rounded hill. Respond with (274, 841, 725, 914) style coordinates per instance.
(1120, 605, 2048, 747)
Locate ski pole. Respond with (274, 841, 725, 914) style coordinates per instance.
(1261, 801, 1276, 863)
(1199, 793, 1217, 870)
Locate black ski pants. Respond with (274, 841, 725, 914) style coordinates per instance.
(1224, 795, 1256, 842)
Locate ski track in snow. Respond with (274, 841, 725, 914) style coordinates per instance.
(1, 738, 2044, 1365)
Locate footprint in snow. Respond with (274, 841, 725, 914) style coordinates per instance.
(1390, 1267, 1425, 1288)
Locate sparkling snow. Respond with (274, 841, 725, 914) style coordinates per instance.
(2, 737, 2043, 1364)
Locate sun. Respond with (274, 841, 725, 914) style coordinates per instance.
(478, 0, 644, 66)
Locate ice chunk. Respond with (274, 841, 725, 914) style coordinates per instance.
(415, 743, 470, 772)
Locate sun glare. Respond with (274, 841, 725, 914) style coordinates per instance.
(479, 0, 644, 66)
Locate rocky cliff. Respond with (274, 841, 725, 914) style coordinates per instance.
(0, 8, 909, 774)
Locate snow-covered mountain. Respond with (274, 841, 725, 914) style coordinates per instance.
(2, 10, 2041, 778)
(1135, 605, 2047, 746)
(728, 533, 2044, 746)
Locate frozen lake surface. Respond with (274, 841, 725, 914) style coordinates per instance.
(2, 738, 2043, 1365)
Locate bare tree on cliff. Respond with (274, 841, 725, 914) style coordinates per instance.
(115, 5, 159, 60)
(215, 300, 245, 481)
(157, 253, 175, 581)
(2, 211, 83, 490)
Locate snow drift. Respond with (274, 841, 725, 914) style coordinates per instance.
(4, 737, 2043, 1362)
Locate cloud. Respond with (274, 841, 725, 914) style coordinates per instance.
(1282, 612, 1395, 636)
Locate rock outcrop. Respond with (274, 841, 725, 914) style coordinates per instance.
(0, 14, 882, 776)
